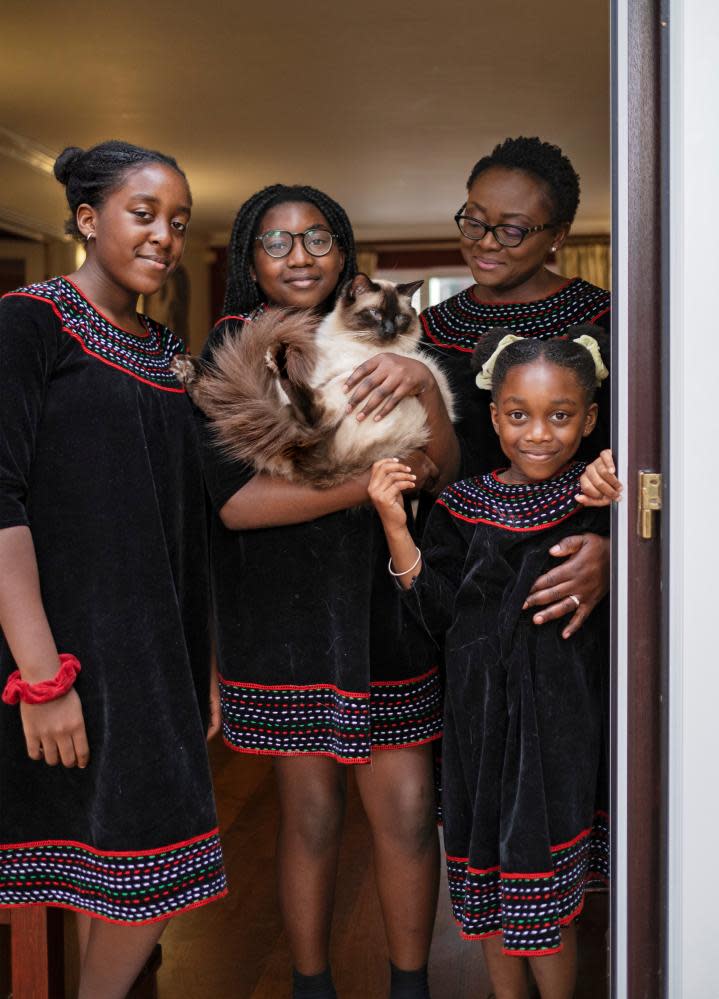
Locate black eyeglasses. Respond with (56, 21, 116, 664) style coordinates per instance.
(454, 207, 556, 248)
(255, 227, 339, 259)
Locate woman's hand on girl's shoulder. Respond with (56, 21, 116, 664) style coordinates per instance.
(344, 353, 436, 422)
(576, 449, 623, 507)
(20, 688, 90, 768)
(368, 458, 418, 529)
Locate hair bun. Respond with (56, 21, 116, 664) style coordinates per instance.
(54, 146, 85, 184)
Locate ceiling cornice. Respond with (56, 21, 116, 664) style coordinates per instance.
(0, 126, 56, 176)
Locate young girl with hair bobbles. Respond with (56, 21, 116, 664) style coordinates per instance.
(198, 185, 459, 999)
(0, 141, 226, 998)
(368, 328, 620, 999)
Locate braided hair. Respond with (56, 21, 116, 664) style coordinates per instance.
(54, 140, 189, 241)
(466, 136, 581, 226)
(472, 325, 610, 402)
(223, 184, 357, 315)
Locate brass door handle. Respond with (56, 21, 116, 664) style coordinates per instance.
(637, 471, 662, 539)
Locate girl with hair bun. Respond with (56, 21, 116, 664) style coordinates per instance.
(0, 140, 226, 998)
(369, 329, 619, 999)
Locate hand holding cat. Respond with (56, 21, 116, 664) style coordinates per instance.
(576, 449, 623, 507)
(368, 458, 417, 531)
(344, 354, 437, 422)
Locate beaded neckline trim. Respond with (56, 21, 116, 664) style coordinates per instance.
(421, 279, 610, 353)
(6, 276, 185, 392)
(437, 461, 587, 532)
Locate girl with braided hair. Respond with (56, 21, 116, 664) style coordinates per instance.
(0, 141, 226, 997)
(369, 328, 618, 999)
(200, 185, 459, 999)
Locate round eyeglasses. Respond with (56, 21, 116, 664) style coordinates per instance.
(255, 227, 339, 259)
(454, 208, 556, 248)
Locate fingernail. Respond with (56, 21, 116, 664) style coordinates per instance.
(535, 614, 544, 624)
(549, 545, 560, 554)
(522, 601, 529, 610)
(563, 630, 571, 639)
(374, 414, 382, 422)
(356, 413, 364, 421)
(346, 403, 353, 413)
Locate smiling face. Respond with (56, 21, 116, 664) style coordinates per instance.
(460, 166, 568, 300)
(77, 163, 191, 298)
(251, 201, 346, 310)
(490, 359, 597, 484)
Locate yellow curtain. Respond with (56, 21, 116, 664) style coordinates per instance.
(555, 239, 611, 290)
(356, 250, 378, 278)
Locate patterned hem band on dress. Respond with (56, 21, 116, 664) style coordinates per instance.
(219, 667, 442, 762)
(446, 812, 610, 954)
(0, 828, 227, 924)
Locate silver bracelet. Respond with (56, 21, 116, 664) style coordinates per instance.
(388, 546, 422, 577)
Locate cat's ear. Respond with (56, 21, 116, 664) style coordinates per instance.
(396, 280, 424, 300)
(343, 273, 379, 300)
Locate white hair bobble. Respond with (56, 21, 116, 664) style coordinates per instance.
(475, 332, 609, 391)
(573, 334, 609, 386)
(475, 334, 524, 390)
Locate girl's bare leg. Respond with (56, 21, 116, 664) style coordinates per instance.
(354, 745, 439, 970)
(481, 936, 531, 999)
(528, 922, 578, 999)
(273, 756, 347, 974)
(77, 918, 166, 999)
(75, 912, 91, 968)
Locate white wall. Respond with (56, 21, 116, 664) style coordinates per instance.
(667, 2, 719, 995)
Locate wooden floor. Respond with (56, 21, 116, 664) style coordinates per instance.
(153, 741, 609, 999)
(11, 738, 607, 999)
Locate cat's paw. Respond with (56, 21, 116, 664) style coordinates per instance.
(171, 354, 201, 385)
(264, 347, 280, 374)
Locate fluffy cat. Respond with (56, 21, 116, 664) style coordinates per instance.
(173, 273, 454, 488)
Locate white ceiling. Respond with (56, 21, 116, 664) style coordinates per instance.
(0, 0, 610, 243)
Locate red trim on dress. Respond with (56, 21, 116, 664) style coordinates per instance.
(0, 826, 222, 858)
(370, 666, 439, 687)
(436, 497, 580, 533)
(62, 276, 150, 339)
(219, 667, 438, 695)
(420, 312, 474, 353)
(221, 732, 441, 763)
(214, 314, 247, 326)
(7, 292, 185, 395)
(218, 675, 369, 697)
(0, 887, 228, 928)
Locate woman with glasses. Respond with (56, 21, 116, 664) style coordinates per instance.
(420, 136, 611, 642)
(199, 185, 458, 999)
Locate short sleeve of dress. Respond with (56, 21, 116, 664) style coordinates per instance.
(0, 294, 59, 528)
(195, 319, 255, 511)
(402, 497, 470, 641)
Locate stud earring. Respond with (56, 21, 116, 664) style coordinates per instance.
(551, 245, 557, 252)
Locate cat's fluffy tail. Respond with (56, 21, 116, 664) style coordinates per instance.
(185, 308, 325, 477)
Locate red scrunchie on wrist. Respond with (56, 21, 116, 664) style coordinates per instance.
(1, 654, 81, 706)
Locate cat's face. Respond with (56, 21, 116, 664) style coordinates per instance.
(335, 274, 423, 345)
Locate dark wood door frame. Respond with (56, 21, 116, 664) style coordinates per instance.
(610, 0, 669, 996)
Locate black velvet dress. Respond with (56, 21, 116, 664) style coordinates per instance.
(405, 463, 609, 956)
(0, 278, 226, 924)
(199, 313, 442, 763)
